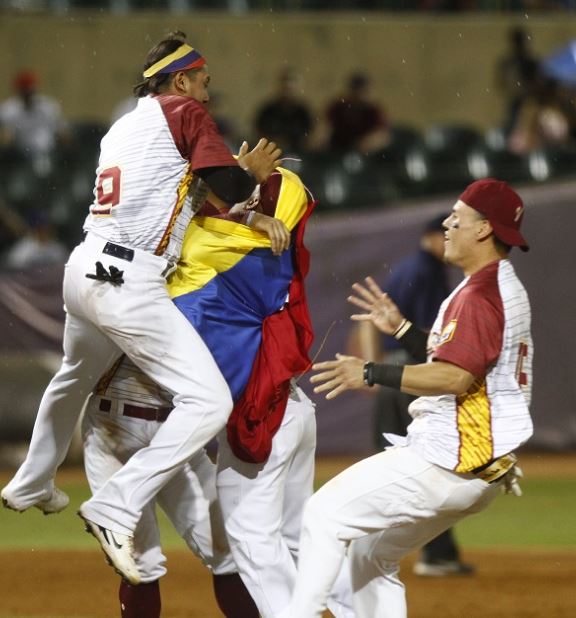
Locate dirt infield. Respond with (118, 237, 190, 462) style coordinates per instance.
(1, 452, 575, 617)
(315, 450, 576, 480)
(1, 547, 575, 617)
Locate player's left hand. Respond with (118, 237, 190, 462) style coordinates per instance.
(310, 353, 365, 399)
(348, 276, 404, 335)
(249, 212, 291, 255)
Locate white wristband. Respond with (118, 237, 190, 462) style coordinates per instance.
(245, 211, 256, 227)
(392, 318, 412, 340)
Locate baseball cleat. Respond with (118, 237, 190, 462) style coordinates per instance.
(1, 486, 69, 515)
(78, 510, 140, 585)
(35, 487, 70, 514)
(413, 559, 475, 577)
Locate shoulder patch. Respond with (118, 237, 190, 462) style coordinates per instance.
(431, 319, 457, 349)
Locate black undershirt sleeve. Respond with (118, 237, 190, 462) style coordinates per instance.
(364, 323, 429, 391)
(196, 166, 256, 204)
(397, 323, 429, 363)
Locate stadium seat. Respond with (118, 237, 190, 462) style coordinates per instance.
(526, 145, 576, 182)
(283, 150, 397, 210)
(425, 124, 482, 152)
(478, 127, 532, 184)
(371, 124, 427, 192)
(70, 121, 107, 156)
(418, 124, 484, 193)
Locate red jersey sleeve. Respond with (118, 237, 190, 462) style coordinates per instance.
(432, 264, 504, 377)
(257, 171, 282, 216)
(157, 95, 237, 171)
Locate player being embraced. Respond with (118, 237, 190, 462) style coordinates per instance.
(83, 353, 259, 618)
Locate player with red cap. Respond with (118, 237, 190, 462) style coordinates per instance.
(458, 178, 529, 251)
(281, 177, 533, 618)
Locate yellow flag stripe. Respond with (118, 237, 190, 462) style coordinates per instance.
(455, 379, 494, 472)
(168, 167, 307, 299)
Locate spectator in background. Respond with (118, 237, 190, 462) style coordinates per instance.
(325, 71, 390, 154)
(208, 92, 240, 151)
(508, 75, 573, 154)
(352, 214, 473, 577)
(495, 27, 540, 136)
(0, 70, 70, 162)
(0, 198, 28, 258)
(3, 210, 67, 270)
(254, 67, 314, 153)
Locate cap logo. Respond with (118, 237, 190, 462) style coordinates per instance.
(514, 206, 524, 222)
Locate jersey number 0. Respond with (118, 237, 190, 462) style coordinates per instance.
(92, 166, 122, 215)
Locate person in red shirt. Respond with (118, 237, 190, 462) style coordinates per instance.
(325, 72, 390, 154)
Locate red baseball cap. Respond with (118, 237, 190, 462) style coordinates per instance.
(459, 178, 529, 252)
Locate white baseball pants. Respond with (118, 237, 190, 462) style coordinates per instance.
(4, 232, 232, 534)
(216, 386, 354, 618)
(82, 396, 235, 581)
(283, 445, 501, 618)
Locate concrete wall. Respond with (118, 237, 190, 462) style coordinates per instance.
(2, 12, 576, 137)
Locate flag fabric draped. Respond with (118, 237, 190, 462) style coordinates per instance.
(168, 168, 315, 461)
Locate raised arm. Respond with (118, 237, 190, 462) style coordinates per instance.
(348, 276, 428, 363)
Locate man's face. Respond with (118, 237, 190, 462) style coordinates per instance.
(178, 66, 210, 104)
(442, 200, 486, 267)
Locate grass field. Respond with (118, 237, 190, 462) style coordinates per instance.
(1, 453, 576, 550)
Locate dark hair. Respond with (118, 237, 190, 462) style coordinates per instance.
(133, 30, 189, 98)
(492, 235, 512, 254)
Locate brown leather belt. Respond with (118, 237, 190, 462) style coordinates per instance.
(99, 398, 172, 422)
(471, 453, 517, 484)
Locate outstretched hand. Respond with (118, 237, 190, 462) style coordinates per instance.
(249, 212, 291, 256)
(310, 353, 365, 400)
(348, 276, 404, 335)
(237, 139, 282, 184)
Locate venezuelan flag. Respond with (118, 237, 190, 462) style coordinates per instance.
(168, 167, 310, 402)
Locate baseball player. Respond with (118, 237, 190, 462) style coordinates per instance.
(83, 167, 353, 617)
(171, 169, 353, 618)
(283, 178, 533, 618)
(82, 355, 259, 618)
(1, 31, 284, 583)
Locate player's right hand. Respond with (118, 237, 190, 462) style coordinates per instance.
(238, 139, 282, 184)
(249, 212, 290, 255)
(310, 353, 366, 400)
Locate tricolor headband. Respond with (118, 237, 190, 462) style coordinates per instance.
(143, 44, 206, 79)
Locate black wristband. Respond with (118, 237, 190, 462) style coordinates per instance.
(370, 363, 404, 390)
(363, 362, 375, 387)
